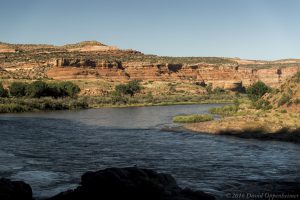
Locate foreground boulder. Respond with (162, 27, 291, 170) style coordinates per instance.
(48, 167, 215, 200)
(0, 178, 32, 200)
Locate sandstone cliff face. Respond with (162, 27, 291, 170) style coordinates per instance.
(1, 41, 300, 91)
(46, 57, 300, 90)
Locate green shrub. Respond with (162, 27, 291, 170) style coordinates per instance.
(0, 97, 88, 113)
(145, 92, 154, 101)
(279, 109, 287, 113)
(26, 81, 48, 98)
(278, 94, 291, 106)
(58, 81, 81, 97)
(9, 81, 81, 98)
(115, 80, 141, 96)
(115, 84, 128, 95)
(0, 104, 30, 113)
(127, 80, 141, 95)
(110, 91, 128, 104)
(9, 82, 28, 97)
(46, 83, 64, 98)
(0, 83, 8, 97)
(173, 114, 214, 123)
(213, 87, 225, 94)
(253, 99, 272, 110)
(247, 81, 271, 101)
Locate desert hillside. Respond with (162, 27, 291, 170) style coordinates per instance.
(266, 71, 300, 112)
(185, 72, 300, 140)
(0, 41, 300, 94)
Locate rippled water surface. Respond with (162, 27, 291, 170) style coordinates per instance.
(0, 104, 299, 199)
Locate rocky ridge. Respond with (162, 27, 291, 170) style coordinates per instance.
(0, 41, 300, 91)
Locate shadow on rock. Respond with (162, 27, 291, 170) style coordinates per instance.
(48, 167, 215, 200)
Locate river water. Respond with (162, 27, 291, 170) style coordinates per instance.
(0, 104, 299, 199)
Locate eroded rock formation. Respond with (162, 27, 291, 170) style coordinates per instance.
(47, 58, 300, 90)
(1, 41, 300, 91)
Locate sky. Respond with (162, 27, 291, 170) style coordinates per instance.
(0, 0, 300, 60)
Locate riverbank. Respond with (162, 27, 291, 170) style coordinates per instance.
(0, 94, 237, 113)
(180, 72, 300, 143)
(0, 97, 88, 113)
(184, 117, 300, 143)
(183, 100, 300, 143)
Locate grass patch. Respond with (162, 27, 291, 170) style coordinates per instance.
(278, 93, 292, 106)
(0, 104, 30, 113)
(173, 114, 213, 123)
(209, 105, 238, 116)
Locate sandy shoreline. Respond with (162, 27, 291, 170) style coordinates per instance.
(183, 117, 300, 143)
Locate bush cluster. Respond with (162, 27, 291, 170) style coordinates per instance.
(205, 84, 227, 95)
(9, 81, 80, 98)
(253, 99, 272, 110)
(0, 97, 88, 113)
(277, 94, 291, 106)
(115, 80, 141, 97)
(246, 81, 272, 101)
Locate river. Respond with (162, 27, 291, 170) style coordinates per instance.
(0, 104, 299, 199)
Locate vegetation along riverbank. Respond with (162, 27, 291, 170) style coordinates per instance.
(1, 41, 300, 114)
(0, 79, 238, 113)
(177, 71, 300, 142)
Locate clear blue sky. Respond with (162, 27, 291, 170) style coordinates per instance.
(0, 0, 300, 60)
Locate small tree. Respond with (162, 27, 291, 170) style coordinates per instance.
(247, 81, 271, 101)
(9, 82, 28, 97)
(115, 84, 128, 96)
(126, 80, 141, 96)
(0, 83, 8, 97)
(115, 80, 141, 97)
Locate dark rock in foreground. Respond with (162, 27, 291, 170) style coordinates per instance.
(48, 167, 215, 200)
(0, 178, 32, 200)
